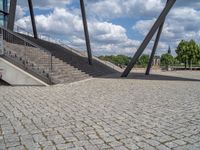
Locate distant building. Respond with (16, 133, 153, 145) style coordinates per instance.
(0, 0, 8, 27)
(153, 56, 161, 67)
(168, 45, 171, 54)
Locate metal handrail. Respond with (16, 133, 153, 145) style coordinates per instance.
(2, 26, 51, 54)
(59, 42, 121, 71)
(15, 24, 80, 50)
(14, 24, 121, 72)
(0, 26, 53, 83)
(15, 24, 86, 55)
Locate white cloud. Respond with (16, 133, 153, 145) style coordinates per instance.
(18, 0, 72, 8)
(132, 5, 200, 55)
(88, 0, 164, 19)
(14, 0, 200, 56)
(15, 5, 25, 20)
(15, 7, 140, 55)
(132, 18, 156, 36)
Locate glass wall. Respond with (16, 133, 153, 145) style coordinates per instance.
(0, 0, 8, 27)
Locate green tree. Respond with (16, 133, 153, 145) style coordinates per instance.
(187, 40, 199, 69)
(176, 40, 188, 69)
(138, 54, 149, 67)
(161, 53, 174, 70)
(176, 39, 200, 69)
(98, 55, 130, 67)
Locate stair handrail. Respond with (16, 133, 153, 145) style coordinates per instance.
(13, 25, 121, 72)
(59, 41, 122, 72)
(15, 25, 89, 58)
(15, 24, 82, 53)
(1, 26, 52, 54)
(0, 26, 53, 83)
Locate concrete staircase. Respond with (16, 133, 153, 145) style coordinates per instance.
(3, 41, 90, 84)
(1, 27, 118, 85)
(21, 34, 118, 77)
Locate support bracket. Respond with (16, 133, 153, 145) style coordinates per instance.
(121, 0, 176, 77)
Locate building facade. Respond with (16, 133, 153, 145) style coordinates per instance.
(0, 0, 8, 27)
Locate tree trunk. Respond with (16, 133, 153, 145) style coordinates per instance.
(184, 61, 187, 70)
(188, 58, 192, 70)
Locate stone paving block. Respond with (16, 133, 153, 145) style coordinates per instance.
(164, 141, 178, 148)
(173, 139, 187, 146)
(0, 71, 200, 150)
(67, 147, 85, 150)
(33, 133, 47, 143)
(90, 139, 105, 145)
(87, 133, 99, 139)
(156, 144, 171, 150)
(96, 143, 111, 149)
(8, 145, 25, 150)
(73, 140, 91, 147)
(131, 143, 139, 150)
(0, 143, 6, 150)
(137, 142, 155, 150)
(5, 141, 21, 148)
(153, 135, 175, 143)
(146, 139, 160, 147)
(43, 145, 57, 150)
(56, 143, 75, 149)
(23, 141, 40, 150)
(109, 141, 123, 147)
(114, 145, 129, 150)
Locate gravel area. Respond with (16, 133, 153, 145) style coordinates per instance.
(0, 71, 200, 150)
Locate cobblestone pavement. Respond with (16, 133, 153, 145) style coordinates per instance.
(0, 71, 200, 150)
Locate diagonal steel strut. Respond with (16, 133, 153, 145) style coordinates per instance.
(27, 0, 38, 39)
(145, 0, 169, 75)
(145, 23, 164, 75)
(121, 0, 176, 77)
(7, 0, 38, 39)
(7, 0, 17, 31)
(80, 0, 93, 65)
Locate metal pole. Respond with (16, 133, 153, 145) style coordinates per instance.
(7, 0, 17, 31)
(145, 23, 164, 75)
(80, 0, 93, 65)
(146, 0, 169, 75)
(121, 0, 176, 77)
(27, 0, 38, 39)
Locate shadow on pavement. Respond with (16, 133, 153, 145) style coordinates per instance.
(0, 79, 10, 86)
(101, 72, 200, 82)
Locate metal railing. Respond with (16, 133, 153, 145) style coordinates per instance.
(0, 26, 52, 83)
(15, 24, 84, 53)
(14, 24, 122, 72)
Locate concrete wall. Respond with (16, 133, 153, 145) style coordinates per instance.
(0, 58, 48, 86)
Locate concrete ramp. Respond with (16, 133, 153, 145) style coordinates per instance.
(0, 58, 48, 86)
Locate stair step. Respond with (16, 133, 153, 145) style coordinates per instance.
(52, 72, 89, 79)
(4, 33, 117, 85)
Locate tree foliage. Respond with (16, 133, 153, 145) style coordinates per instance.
(137, 54, 150, 67)
(99, 54, 151, 68)
(176, 40, 200, 68)
(98, 40, 200, 69)
(161, 53, 174, 68)
(98, 55, 130, 67)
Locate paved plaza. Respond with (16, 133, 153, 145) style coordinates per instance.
(0, 71, 200, 150)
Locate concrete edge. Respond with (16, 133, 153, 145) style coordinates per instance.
(0, 58, 49, 86)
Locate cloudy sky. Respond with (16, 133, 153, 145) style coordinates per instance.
(14, 0, 200, 56)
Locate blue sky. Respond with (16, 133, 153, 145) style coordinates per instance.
(14, 0, 200, 56)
